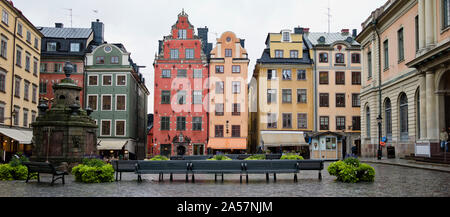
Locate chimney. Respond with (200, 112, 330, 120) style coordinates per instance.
(197, 26, 209, 54)
(352, 29, 358, 38)
(240, 39, 245, 48)
(303, 28, 310, 34)
(55, 23, 64, 28)
(158, 40, 163, 55)
(341, 29, 350, 35)
(91, 19, 104, 45)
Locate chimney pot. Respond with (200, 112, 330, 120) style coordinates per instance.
(55, 23, 64, 28)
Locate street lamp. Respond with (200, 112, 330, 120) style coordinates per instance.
(377, 115, 382, 160)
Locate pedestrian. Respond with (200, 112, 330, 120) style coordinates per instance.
(440, 128, 448, 152)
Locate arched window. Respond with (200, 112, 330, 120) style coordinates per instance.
(399, 93, 408, 141)
(366, 106, 371, 138)
(385, 98, 392, 141)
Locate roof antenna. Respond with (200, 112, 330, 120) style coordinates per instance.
(326, 0, 332, 33)
(63, 8, 73, 28)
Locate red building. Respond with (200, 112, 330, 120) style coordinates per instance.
(153, 10, 211, 157)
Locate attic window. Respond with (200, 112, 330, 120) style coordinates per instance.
(318, 36, 326, 43)
(104, 46, 112, 53)
(282, 32, 290, 42)
(346, 37, 353, 43)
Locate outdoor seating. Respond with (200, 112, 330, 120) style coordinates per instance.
(243, 160, 300, 182)
(298, 160, 324, 180)
(111, 160, 138, 181)
(189, 160, 246, 183)
(135, 160, 190, 182)
(23, 161, 68, 186)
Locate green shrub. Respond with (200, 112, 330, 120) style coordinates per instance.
(149, 155, 169, 161)
(244, 154, 266, 160)
(0, 164, 13, 181)
(328, 160, 375, 183)
(280, 153, 304, 160)
(357, 163, 375, 182)
(344, 157, 360, 167)
(71, 159, 115, 183)
(10, 165, 29, 180)
(208, 155, 232, 161)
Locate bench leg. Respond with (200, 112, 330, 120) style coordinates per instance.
(161, 173, 164, 181)
(185, 173, 188, 183)
(319, 171, 322, 180)
(137, 174, 142, 182)
(170, 173, 173, 182)
(214, 173, 217, 182)
(274, 173, 276, 182)
(26, 172, 30, 183)
(37, 173, 40, 183)
(62, 175, 65, 185)
(222, 173, 224, 182)
(120, 172, 122, 181)
(294, 174, 298, 182)
(192, 174, 195, 183)
(51, 175, 55, 186)
(266, 173, 269, 182)
(246, 174, 249, 183)
(240, 174, 242, 183)
(115, 171, 118, 181)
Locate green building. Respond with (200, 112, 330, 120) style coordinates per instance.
(85, 43, 149, 160)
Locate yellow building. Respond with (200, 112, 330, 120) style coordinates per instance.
(208, 31, 249, 154)
(0, 0, 42, 162)
(250, 28, 314, 156)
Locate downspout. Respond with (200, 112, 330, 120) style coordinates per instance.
(10, 16, 18, 128)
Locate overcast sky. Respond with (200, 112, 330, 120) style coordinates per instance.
(13, 0, 386, 114)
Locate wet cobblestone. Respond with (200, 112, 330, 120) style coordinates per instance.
(0, 162, 449, 197)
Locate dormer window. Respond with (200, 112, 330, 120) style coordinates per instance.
(282, 31, 290, 42)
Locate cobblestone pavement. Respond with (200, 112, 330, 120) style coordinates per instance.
(0, 162, 449, 197)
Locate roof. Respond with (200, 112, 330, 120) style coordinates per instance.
(256, 48, 313, 65)
(39, 27, 93, 39)
(305, 32, 360, 46)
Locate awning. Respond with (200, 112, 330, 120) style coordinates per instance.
(208, 138, 247, 150)
(261, 131, 307, 147)
(0, 127, 33, 144)
(97, 139, 130, 151)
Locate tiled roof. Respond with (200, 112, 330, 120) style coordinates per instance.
(305, 32, 360, 46)
(39, 27, 92, 39)
(256, 48, 313, 65)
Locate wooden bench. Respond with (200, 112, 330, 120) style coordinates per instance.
(111, 160, 138, 181)
(22, 162, 68, 186)
(243, 160, 300, 182)
(298, 160, 324, 180)
(135, 160, 190, 182)
(189, 160, 246, 183)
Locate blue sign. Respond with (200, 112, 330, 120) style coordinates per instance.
(381, 137, 387, 143)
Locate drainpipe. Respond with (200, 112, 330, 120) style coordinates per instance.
(373, 19, 383, 159)
(10, 16, 18, 128)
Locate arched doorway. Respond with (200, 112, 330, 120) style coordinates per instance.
(437, 70, 450, 132)
(177, 145, 186, 156)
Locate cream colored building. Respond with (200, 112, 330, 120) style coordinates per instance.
(208, 31, 249, 153)
(305, 29, 362, 160)
(0, 0, 43, 161)
(356, 0, 450, 159)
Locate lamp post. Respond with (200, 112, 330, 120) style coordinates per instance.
(377, 115, 382, 160)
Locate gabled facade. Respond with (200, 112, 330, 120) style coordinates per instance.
(305, 29, 362, 160)
(208, 31, 249, 153)
(153, 11, 210, 157)
(0, 0, 43, 161)
(250, 27, 314, 157)
(85, 43, 149, 160)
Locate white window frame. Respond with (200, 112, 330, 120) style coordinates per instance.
(116, 74, 127, 86)
(87, 94, 98, 111)
(88, 75, 98, 86)
(267, 69, 277, 80)
(70, 43, 80, 52)
(115, 94, 127, 111)
(2, 9, 8, 25)
(47, 42, 56, 52)
(115, 119, 126, 136)
(102, 74, 113, 86)
(232, 81, 241, 94)
(101, 94, 113, 111)
(100, 119, 112, 136)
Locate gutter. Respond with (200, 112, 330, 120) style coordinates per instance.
(10, 16, 18, 128)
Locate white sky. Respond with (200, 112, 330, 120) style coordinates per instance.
(12, 0, 387, 114)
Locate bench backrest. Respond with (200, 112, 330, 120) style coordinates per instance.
(23, 162, 55, 174)
(183, 155, 212, 161)
(164, 161, 190, 171)
(270, 160, 299, 170)
(237, 154, 252, 160)
(244, 160, 272, 171)
(298, 160, 324, 170)
(190, 160, 243, 171)
(137, 161, 166, 171)
(112, 160, 139, 172)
